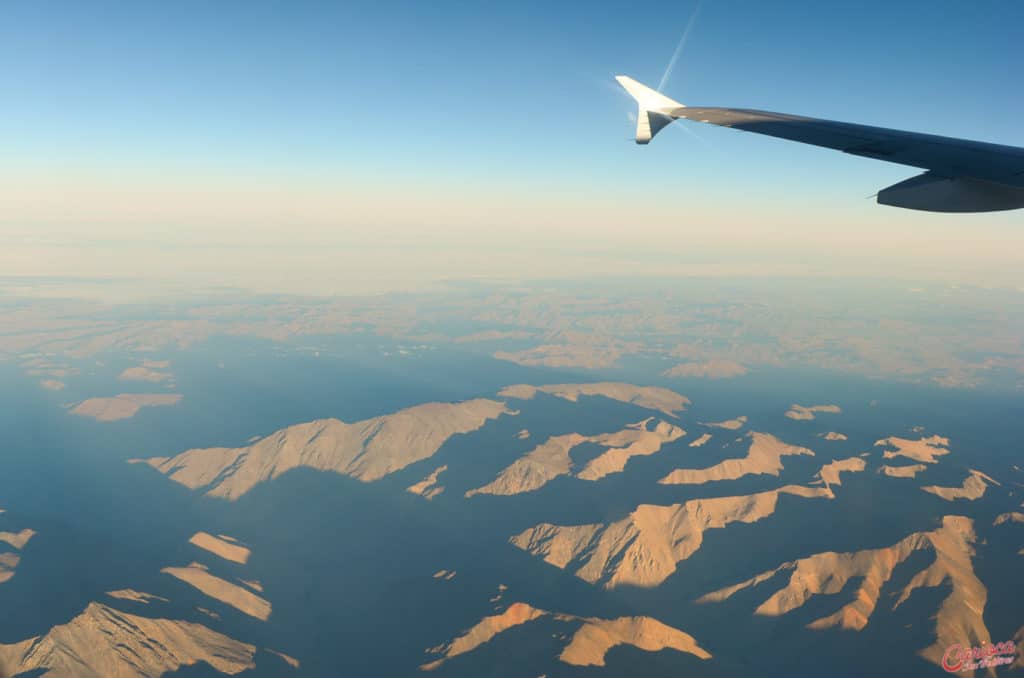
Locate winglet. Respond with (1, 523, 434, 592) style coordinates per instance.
(615, 75, 684, 144)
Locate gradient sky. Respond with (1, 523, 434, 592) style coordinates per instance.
(2, 0, 1023, 296)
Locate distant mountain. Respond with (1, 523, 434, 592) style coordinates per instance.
(512, 484, 834, 589)
(139, 399, 511, 499)
(698, 515, 990, 671)
(0, 602, 256, 677)
(421, 601, 710, 671)
(466, 418, 684, 497)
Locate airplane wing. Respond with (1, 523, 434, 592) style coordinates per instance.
(616, 75, 1024, 212)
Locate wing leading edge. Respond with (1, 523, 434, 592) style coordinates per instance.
(616, 75, 1024, 212)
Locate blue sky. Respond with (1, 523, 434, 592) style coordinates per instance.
(2, 1, 1022, 294)
(5, 1, 1022, 178)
